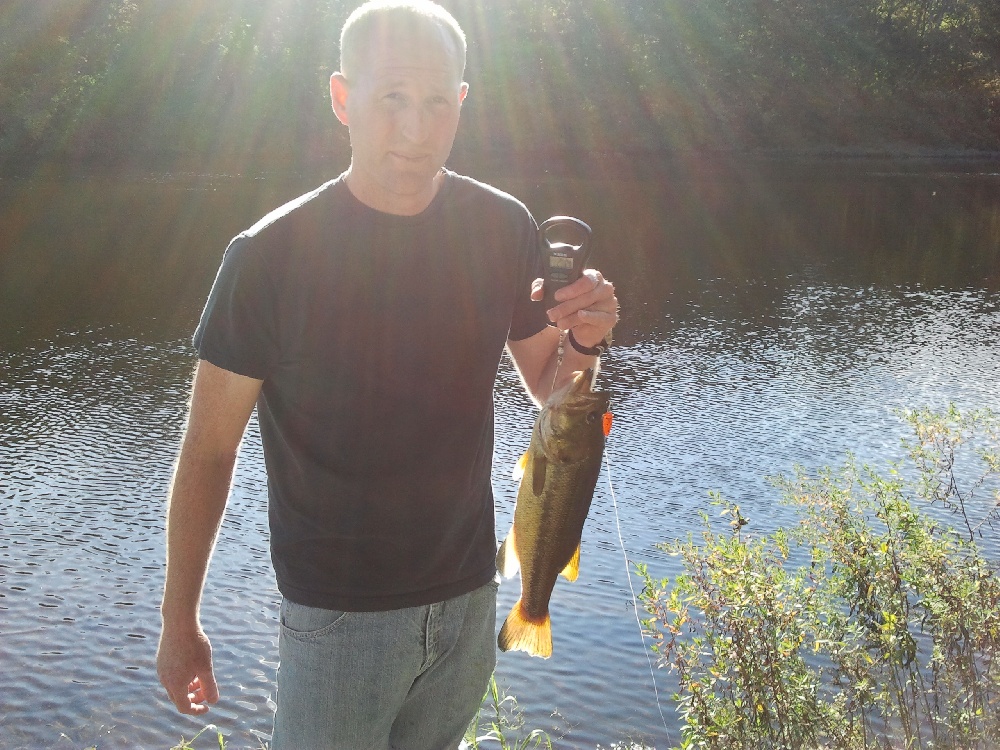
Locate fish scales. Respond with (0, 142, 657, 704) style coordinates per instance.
(496, 367, 611, 658)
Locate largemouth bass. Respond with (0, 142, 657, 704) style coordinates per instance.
(496, 367, 611, 658)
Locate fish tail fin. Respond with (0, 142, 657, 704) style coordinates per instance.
(497, 599, 552, 658)
(560, 543, 581, 582)
(495, 528, 520, 578)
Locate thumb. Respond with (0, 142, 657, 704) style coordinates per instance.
(199, 668, 221, 704)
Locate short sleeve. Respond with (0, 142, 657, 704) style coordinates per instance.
(507, 211, 549, 342)
(193, 235, 277, 379)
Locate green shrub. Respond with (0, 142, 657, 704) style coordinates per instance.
(639, 406, 1000, 750)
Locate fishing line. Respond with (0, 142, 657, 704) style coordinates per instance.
(603, 443, 673, 743)
(550, 329, 567, 395)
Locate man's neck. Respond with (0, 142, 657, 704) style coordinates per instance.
(343, 167, 445, 216)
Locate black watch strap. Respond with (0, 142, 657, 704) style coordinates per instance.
(567, 329, 610, 356)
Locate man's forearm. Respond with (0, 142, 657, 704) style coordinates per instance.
(160, 447, 237, 627)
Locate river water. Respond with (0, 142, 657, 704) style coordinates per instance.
(1, 161, 999, 748)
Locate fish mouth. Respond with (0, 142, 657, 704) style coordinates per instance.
(571, 368, 596, 394)
(548, 368, 609, 405)
(538, 367, 611, 447)
(546, 369, 591, 405)
(571, 368, 612, 411)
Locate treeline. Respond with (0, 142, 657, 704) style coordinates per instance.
(1, 0, 999, 172)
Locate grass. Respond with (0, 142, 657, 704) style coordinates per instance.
(168, 683, 657, 750)
(169, 724, 227, 750)
(464, 675, 555, 749)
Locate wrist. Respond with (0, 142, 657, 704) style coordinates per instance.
(159, 596, 202, 628)
(567, 328, 611, 356)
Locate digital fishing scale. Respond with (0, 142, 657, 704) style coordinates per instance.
(538, 215, 593, 319)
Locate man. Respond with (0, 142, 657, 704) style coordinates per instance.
(155, 1, 618, 748)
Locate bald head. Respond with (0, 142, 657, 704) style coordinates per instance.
(339, 0, 467, 82)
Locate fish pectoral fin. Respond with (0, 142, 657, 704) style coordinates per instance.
(512, 451, 528, 482)
(530, 452, 548, 497)
(495, 528, 520, 578)
(560, 543, 581, 582)
(497, 599, 552, 658)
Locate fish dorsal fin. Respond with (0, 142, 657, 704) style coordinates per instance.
(512, 451, 528, 482)
(560, 543, 581, 582)
(531, 451, 548, 497)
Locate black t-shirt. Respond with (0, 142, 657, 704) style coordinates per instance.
(194, 171, 548, 610)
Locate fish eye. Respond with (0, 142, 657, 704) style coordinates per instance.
(586, 412, 597, 424)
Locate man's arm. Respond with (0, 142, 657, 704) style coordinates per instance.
(156, 359, 263, 716)
(507, 269, 618, 405)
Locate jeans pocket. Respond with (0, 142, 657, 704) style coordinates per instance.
(279, 598, 350, 640)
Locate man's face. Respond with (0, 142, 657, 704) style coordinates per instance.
(333, 22, 468, 215)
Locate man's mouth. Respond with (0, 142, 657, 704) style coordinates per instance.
(390, 152, 429, 163)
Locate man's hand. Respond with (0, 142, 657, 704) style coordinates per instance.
(531, 268, 619, 347)
(157, 624, 220, 715)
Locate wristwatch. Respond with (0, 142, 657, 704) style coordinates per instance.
(567, 329, 611, 356)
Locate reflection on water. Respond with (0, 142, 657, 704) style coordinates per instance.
(1, 167, 999, 748)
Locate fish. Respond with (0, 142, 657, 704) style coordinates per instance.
(495, 367, 612, 658)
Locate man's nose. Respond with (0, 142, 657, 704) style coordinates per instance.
(399, 105, 430, 142)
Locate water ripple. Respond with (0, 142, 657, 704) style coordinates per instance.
(2, 283, 999, 747)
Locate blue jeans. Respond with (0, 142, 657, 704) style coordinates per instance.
(270, 580, 498, 750)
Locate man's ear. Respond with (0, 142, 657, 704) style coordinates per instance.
(459, 81, 469, 105)
(330, 73, 350, 126)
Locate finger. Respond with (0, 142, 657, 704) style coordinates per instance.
(162, 673, 191, 713)
(552, 308, 618, 334)
(185, 701, 211, 716)
(167, 685, 204, 715)
(550, 303, 618, 332)
(535, 270, 606, 309)
(186, 674, 220, 706)
(170, 688, 202, 715)
(547, 283, 617, 324)
(165, 674, 217, 715)
(578, 307, 620, 335)
(530, 278, 544, 301)
(553, 269, 606, 303)
(188, 677, 207, 703)
(178, 693, 212, 715)
(550, 278, 614, 316)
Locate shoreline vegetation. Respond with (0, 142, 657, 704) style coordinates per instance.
(4, 0, 1000, 176)
(163, 407, 1000, 750)
(639, 406, 1000, 750)
(4, 147, 1000, 183)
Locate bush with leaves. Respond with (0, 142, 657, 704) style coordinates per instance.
(639, 406, 1000, 750)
